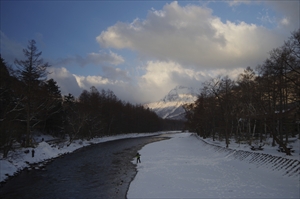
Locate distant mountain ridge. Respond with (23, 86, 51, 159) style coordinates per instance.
(145, 86, 198, 120)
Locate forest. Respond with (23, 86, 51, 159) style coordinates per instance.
(1, 30, 299, 158)
(0, 40, 179, 158)
(184, 29, 300, 155)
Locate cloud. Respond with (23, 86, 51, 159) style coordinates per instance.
(136, 60, 245, 103)
(96, 1, 285, 71)
(48, 67, 83, 97)
(55, 50, 124, 67)
(4, 1, 298, 105)
(47, 60, 245, 104)
(88, 51, 124, 66)
(137, 61, 201, 102)
(48, 61, 201, 103)
(1, 31, 50, 64)
(0, 31, 25, 63)
(226, 0, 252, 7)
(74, 75, 112, 89)
(101, 65, 131, 81)
(48, 67, 133, 101)
(264, 1, 299, 29)
(228, 1, 298, 30)
(257, 9, 277, 26)
(72, 73, 142, 103)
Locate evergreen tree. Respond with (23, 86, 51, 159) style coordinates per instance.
(0, 56, 24, 157)
(41, 79, 63, 136)
(14, 40, 50, 146)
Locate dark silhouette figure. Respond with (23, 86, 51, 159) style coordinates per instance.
(136, 152, 141, 164)
(31, 149, 35, 157)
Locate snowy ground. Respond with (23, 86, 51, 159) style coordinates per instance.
(127, 133, 300, 198)
(1, 132, 299, 198)
(0, 132, 166, 183)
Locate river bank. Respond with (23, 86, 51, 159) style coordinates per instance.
(0, 133, 171, 199)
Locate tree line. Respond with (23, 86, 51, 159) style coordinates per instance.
(184, 29, 300, 155)
(0, 40, 169, 158)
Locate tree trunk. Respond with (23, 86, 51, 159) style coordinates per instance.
(248, 119, 252, 145)
(252, 119, 256, 137)
(298, 121, 300, 140)
(26, 108, 31, 147)
(225, 119, 229, 148)
(272, 120, 276, 146)
(3, 140, 13, 158)
(271, 131, 291, 155)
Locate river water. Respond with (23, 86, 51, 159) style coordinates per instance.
(0, 135, 169, 199)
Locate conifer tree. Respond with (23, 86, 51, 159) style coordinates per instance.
(14, 40, 50, 146)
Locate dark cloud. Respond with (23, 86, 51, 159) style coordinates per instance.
(101, 65, 131, 81)
(54, 51, 124, 68)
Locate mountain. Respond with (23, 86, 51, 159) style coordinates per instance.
(145, 86, 198, 120)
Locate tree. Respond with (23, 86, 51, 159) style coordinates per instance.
(282, 29, 300, 88)
(40, 79, 64, 136)
(78, 87, 105, 138)
(0, 56, 24, 157)
(203, 76, 235, 147)
(14, 40, 50, 146)
(236, 67, 259, 144)
(183, 30, 299, 154)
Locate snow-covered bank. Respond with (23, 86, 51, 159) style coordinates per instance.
(127, 133, 300, 198)
(0, 132, 170, 183)
(202, 136, 300, 160)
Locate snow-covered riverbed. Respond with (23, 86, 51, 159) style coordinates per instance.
(128, 133, 299, 198)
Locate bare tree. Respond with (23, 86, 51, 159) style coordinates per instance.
(201, 76, 235, 147)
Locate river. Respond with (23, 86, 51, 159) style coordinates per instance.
(0, 135, 169, 199)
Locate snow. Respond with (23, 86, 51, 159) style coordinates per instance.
(127, 133, 300, 198)
(1, 131, 299, 198)
(145, 86, 197, 119)
(0, 132, 165, 182)
(202, 136, 300, 161)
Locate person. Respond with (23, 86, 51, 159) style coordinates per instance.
(136, 152, 141, 164)
(31, 149, 35, 157)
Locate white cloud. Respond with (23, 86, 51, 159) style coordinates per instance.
(47, 67, 83, 97)
(48, 67, 136, 101)
(74, 75, 112, 90)
(135, 60, 245, 103)
(93, 1, 299, 104)
(47, 60, 246, 104)
(96, 1, 284, 71)
(73, 73, 144, 103)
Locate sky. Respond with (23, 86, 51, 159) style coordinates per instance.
(1, 0, 299, 104)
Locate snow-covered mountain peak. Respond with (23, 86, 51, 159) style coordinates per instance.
(163, 86, 197, 103)
(146, 86, 198, 120)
